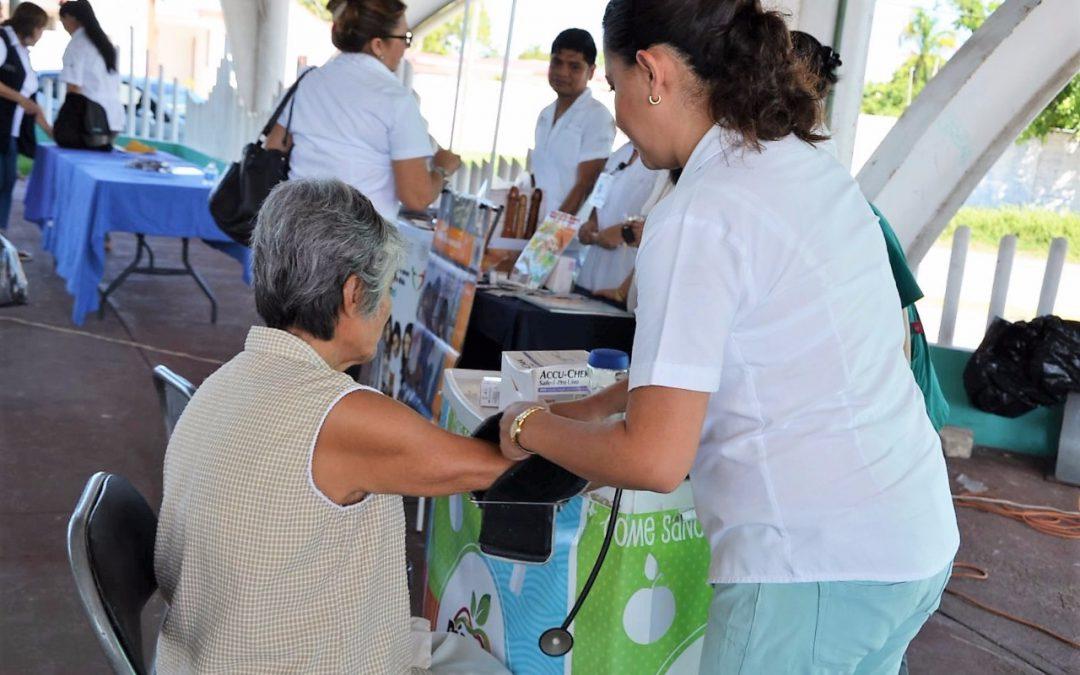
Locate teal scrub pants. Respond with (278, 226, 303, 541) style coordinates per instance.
(699, 563, 952, 674)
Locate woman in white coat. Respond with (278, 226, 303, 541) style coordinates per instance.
(268, 0, 460, 222)
(498, 1, 958, 673)
(58, 0, 124, 137)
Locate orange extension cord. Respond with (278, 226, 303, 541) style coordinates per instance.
(949, 494, 1080, 651)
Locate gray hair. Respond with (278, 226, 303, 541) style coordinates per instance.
(251, 178, 405, 340)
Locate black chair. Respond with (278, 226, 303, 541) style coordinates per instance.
(67, 472, 159, 675)
(151, 366, 196, 440)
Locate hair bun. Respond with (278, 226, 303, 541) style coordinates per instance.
(822, 46, 843, 71)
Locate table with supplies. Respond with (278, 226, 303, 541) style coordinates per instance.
(423, 369, 712, 674)
(457, 289, 637, 371)
(24, 144, 250, 324)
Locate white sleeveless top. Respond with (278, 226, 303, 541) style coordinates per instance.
(154, 327, 414, 673)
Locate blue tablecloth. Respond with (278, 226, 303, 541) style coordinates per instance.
(24, 144, 250, 324)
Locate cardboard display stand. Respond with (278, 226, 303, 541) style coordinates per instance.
(425, 370, 713, 674)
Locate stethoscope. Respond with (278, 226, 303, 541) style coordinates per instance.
(538, 487, 624, 657)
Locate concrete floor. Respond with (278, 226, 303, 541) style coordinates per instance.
(1, 180, 1077, 673)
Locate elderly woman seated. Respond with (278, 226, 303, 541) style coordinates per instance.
(154, 179, 512, 673)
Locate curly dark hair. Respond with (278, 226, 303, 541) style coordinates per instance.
(603, 0, 826, 149)
(791, 31, 843, 98)
(327, 0, 405, 53)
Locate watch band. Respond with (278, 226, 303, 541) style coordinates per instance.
(510, 405, 545, 455)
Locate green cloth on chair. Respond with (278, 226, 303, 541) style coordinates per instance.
(872, 205, 950, 431)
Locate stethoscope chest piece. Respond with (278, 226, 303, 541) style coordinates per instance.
(539, 627, 574, 657)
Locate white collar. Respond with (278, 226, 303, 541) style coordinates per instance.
(542, 87, 593, 121)
(2, 25, 21, 47)
(337, 51, 400, 84)
(682, 125, 745, 177)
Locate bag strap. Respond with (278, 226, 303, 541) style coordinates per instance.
(259, 66, 313, 140)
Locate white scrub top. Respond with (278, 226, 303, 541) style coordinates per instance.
(61, 28, 124, 132)
(531, 88, 615, 220)
(632, 126, 958, 584)
(0, 26, 37, 137)
(576, 143, 661, 293)
(285, 53, 434, 222)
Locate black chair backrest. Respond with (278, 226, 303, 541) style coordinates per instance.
(151, 365, 196, 440)
(68, 473, 159, 675)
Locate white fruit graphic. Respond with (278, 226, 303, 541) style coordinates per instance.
(435, 552, 506, 662)
(622, 553, 676, 645)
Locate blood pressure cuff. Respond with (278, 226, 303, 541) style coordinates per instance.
(471, 413, 588, 563)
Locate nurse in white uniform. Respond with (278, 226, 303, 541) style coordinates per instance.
(58, 1, 124, 135)
(269, 0, 460, 222)
(574, 141, 662, 298)
(498, 2, 958, 673)
(530, 29, 615, 220)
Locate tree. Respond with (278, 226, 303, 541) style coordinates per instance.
(420, 3, 495, 57)
(903, 8, 956, 87)
(862, 8, 954, 116)
(952, 0, 1002, 32)
(861, 0, 1079, 141)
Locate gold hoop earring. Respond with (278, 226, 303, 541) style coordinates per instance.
(648, 94, 661, 106)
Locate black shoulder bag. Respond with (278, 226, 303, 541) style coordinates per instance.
(209, 70, 310, 246)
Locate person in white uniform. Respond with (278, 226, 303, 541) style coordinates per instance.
(270, 0, 461, 222)
(574, 142, 662, 299)
(497, 1, 959, 673)
(58, 1, 124, 135)
(530, 29, 616, 220)
(0, 2, 50, 236)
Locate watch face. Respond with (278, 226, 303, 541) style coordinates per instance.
(622, 225, 635, 244)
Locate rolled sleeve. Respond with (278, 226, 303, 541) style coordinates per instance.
(389, 94, 434, 161)
(577, 104, 615, 163)
(629, 199, 748, 393)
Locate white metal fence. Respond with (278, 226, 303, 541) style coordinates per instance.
(934, 226, 1070, 347)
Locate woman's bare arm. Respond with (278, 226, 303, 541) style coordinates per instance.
(312, 390, 513, 504)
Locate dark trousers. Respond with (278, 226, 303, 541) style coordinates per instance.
(0, 137, 17, 230)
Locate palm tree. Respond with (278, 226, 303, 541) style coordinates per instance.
(903, 8, 956, 90)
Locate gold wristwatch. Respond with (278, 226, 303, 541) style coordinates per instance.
(509, 405, 545, 455)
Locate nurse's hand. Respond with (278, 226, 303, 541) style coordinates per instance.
(434, 148, 462, 175)
(499, 401, 549, 461)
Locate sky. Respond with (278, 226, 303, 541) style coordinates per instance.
(474, 0, 962, 86)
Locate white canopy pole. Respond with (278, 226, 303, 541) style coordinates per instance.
(447, 0, 472, 152)
(487, 0, 519, 184)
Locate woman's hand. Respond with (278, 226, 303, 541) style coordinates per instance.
(434, 148, 461, 175)
(36, 112, 53, 139)
(578, 215, 600, 245)
(18, 96, 41, 117)
(499, 400, 548, 462)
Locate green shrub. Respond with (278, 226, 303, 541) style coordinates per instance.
(943, 207, 1079, 261)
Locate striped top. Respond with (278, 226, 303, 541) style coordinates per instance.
(154, 327, 414, 673)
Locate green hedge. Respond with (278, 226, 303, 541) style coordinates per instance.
(943, 206, 1079, 261)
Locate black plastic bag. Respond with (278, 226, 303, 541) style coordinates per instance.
(963, 316, 1080, 418)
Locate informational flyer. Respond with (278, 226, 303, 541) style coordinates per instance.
(399, 192, 500, 418)
(510, 211, 581, 289)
